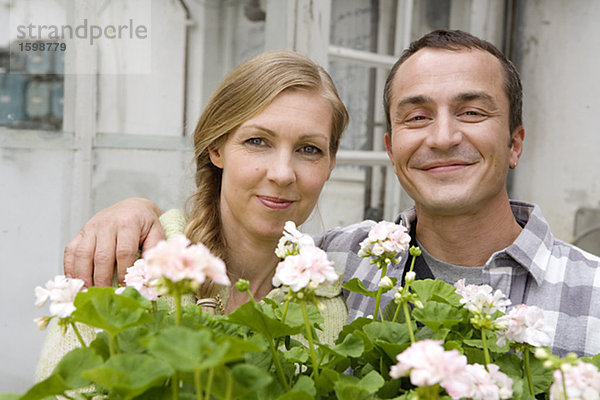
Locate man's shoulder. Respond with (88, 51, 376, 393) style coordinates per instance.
(315, 220, 376, 252)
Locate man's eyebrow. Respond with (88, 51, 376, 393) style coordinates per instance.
(395, 95, 433, 109)
(453, 91, 498, 108)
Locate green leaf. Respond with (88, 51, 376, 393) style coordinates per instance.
(116, 286, 153, 309)
(363, 321, 411, 346)
(20, 347, 103, 400)
(282, 346, 309, 363)
(146, 326, 228, 372)
(357, 370, 385, 393)
(333, 371, 383, 400)
(0, 395, 20, 400)
(283, 302, 324, 329)
(230, 363, 274, 394)
(342, 278, 378, 297)
(410, 279, 462, 306)
(291, 375, 316, 396)
(412, 301, 463, 331)
(227, 301, 303, 339)
(82, 353, 173, 400)
(72, 287, 153, 336)
(331, 333, 365, 358)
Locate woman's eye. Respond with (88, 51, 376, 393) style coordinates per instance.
(300, 145, 322, 155)
(246, 138, 265, 146)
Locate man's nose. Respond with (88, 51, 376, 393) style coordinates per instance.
(425, 113, 462, 150)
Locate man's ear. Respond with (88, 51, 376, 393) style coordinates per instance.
(209, 146, 224, 169)
(509, 126, 525, 168)
(384, 132, 396, 167)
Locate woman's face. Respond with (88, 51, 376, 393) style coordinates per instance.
(209, 90, 336, 243)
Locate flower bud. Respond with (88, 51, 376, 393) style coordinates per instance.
(409, 246, 421, 257)
(414, 300, 424, 309)
(34, 316, 51, 330)
(235, 279, 250, 292)
(296, 292, 304, 299)
(308, 281, 319, 290)
(378, 276, 394, 290)
(405, 271, 416, 284)
(543, 360, 554, 369)
(561, 363, 572, 373)
(534, 348, 549, 359)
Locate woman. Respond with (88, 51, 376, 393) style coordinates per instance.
(36, 50, 349, 380)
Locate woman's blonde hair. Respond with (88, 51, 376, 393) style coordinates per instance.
(184, 50, 349, 299)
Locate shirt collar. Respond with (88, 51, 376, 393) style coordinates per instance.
(397, 200, 554, 285)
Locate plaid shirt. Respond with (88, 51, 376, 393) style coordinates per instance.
(315, 200, 600, 357)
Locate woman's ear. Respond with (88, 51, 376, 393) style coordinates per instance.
(209, 146, 224, 169)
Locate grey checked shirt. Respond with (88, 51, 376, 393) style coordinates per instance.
(314, 201, 600, 357)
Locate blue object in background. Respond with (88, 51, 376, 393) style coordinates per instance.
(53, 49, 64, 75)
(25, 80, 51, 119)
(51, 81, 63, 120)
(25, 51, 53, 75)
(0, 73, 27, 125)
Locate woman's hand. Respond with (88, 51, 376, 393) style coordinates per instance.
(63, 197, 165, 287)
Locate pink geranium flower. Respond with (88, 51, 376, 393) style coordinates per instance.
(273, 245, 338, 292)
(358, 221, 410, 259)
(118, 259, 161, 301)
(389, 339, 472, 399)
(496, 304, 552, 348)
(34, 275, 85, 318)
(143, 234, 230, 287)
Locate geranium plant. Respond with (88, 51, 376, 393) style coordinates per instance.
(4, 223, 600, 400)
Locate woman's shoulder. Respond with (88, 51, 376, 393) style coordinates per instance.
(159, 209, 186, 239)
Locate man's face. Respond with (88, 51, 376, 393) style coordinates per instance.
(385, 48, 523, 216)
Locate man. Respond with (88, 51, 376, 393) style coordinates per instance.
(64, 30, 600, 357)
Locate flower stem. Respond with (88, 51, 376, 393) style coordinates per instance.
(392, 303, 401, 323)
(374, 264, 388, 320)
(175, 291, 182, 326)
(108, 333, 118, 356)
(70, 322, 87, 348)
(204, 368, 214, 400)
(281, 298, 290, 324)
(194, 370, 202, 400)
(268, 339, 289, 390)
(301, 301, 319, 380)
(225, 372, 233, 400)
(480, 328, 491, 367)
(523, 350, 535, 397)
(402, 302, 415, 343)
(560, 368, 569, 400)
(172, 371, 180, 400)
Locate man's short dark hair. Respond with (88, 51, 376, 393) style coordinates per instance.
(383, 29, 523, 135)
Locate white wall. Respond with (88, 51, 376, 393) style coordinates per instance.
(512, 0, 600, 241)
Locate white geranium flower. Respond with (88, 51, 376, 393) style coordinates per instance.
(454, 279, 511, 315)
(496, 304, 553, 348)
(275, 221, 315, 259)
(549, 361, 600, 399)
(34, 275, 85, 319)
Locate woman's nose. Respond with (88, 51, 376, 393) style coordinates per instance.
(266, 152, 296, 186)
